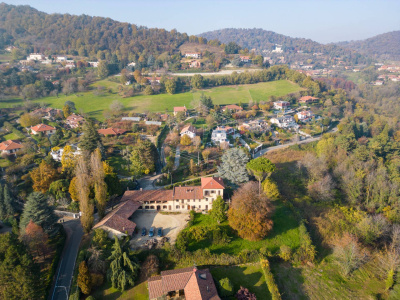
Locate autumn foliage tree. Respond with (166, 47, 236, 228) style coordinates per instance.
(22, 220, 50, 259)
(30, 160, 58, 193)
(76, 155, 94, 233)
(228, 182, 274, 241)
(78, 261, 92, 295)
(61, 145, 76, 177)
(91, 149, 108, 219)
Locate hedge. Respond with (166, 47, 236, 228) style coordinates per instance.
(260, 258, 282, 300)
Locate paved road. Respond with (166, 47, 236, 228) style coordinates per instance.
(254, 127, 338, 158)
(49, 219, 83, 300)
(173, 145, 180, 170)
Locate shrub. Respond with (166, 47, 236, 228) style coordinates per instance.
(91, 273, 104, 287)
(235, 286, 257, 300)
(279, 245, 291, 261)
(260, 259, 282, 300)
(356, 214, 390, 245)
(386, 269, 395, 291)
(219, 277, 234, 297)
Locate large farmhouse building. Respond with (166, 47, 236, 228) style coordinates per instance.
(94, 177, 225, 238)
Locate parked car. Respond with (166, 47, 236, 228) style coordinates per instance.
(157, 228, 163, 237)
(149, 227, 155, 237)
(141, 227, 146, 236)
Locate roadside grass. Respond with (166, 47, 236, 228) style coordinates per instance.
(91, 281, 148, 300)
(185, 199, 301, 255)
(210, 264, 272, 300)
(271, 254, 387, 300)
(0, 80, 302, 121)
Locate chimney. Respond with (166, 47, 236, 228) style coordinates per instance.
(140, 188, 143, 191)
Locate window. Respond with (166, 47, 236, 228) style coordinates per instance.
(176, 205, 180, 209)
(205, 198, 208, 201)
(218, 191, 221, 195)
(199, 205, 201, 209)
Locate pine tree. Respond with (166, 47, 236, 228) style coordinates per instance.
(218, 148, 249, 185)
(3, 184, 15, 217)
(79, 120, 101, 154)
(77, 261, 92, 295)
(20, 192, 58, 235)
(107, 237, 139, 291)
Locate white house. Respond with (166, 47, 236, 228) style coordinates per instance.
(184, 53, 201, 59)
(272, 44, 283, 53)
(180, 125, 197, 139)
(211, 129, 229, 144)
(296, 111, 314, 122)
(50, 144, 81, 161)
(273, 101, 290, 110)
(27, 53, 45, 61)
(55, 56, 68, 62)
(88, 61, 99, 67)
(0, 140, 23, 155)
(270, 116, 298, 129)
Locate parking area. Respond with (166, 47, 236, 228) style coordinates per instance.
(129, 211, 189, 249)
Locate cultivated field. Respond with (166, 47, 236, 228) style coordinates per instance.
(0, 79, 302, 120)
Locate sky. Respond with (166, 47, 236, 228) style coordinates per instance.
(5, 0, 400, 44)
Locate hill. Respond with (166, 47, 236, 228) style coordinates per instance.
(199, 28, 368, 64)
(0, 3, 192, 59)
(335, 31, 400, 61)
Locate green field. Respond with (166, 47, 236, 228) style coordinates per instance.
(210, 264, 271, 300)
(0, 80, 302, 121)
(185, 200, 301, 255)
(92, 281, 148, 300)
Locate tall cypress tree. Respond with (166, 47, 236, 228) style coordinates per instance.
(0, 183, 5, 220)
(3, 184, 15, 217)
(20, 192, 58, 235)
(79, 120, 102, 154)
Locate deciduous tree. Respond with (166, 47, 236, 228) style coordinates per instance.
(78, 261, 92, 295)
(180, 134, 192, 146)
(22, 220, 50, 259)
(91, 149, 108, 219)
(30, 160, 58, 193)
(209, 196, 228, 224)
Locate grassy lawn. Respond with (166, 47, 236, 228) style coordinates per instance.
(3, 132, 20, 140)
(185, 199, 301, 255)
(0, 80, 302, 121)
(91, 281, 148, 300)
(210, 264, 271, 300)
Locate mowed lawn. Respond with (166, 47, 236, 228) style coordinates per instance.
(92, 281, 148, 300)
(0, 79, 302, 121)
(210, 264, 271, 300)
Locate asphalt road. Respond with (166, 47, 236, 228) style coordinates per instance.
(49, 219, 83, 300)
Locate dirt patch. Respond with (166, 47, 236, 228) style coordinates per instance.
(129, 211, 189, 249)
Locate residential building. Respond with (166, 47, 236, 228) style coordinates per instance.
(31, 107, 62, 119)
(270, 116, 298, 129)
(215, 126, 234, 135)
(145, 121, 162, 126)
(145, 77, 161, 84)
(239, 119, 269, 131)
(65, 62, 76, 69)
(88, 61, 99, 68)
(93, 177, 225, 238)
(148, 267, 220, 300)
(299, 96, 319, 104)
(27, 53, 45, 61)
(66, 114, 85, 128)
(122, 117, 141, 122)
(296, 110, 314, 122)
(98, 128, 127, 136)
(174, 106, 187, 116)
(184, 53, 201, 59)
(374, 81, 384, 86)
(273, 101, 290, 110)
(30, 124, 56, 135)
(55, 55, 68, 62)
(221, 104, 243, 113)
(211, 129, 228, 144)
(189, 60, 201, 68)
(272, 44, 283, 53)
(0, 140, 23, 155)
(50, 144, 81, 161)
(239, 56, 250, 63)
(180, 125, 197, 139)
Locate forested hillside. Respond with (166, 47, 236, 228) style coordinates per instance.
(336, 31, 400, 61)
(0, 3, 200, 60)
(199, 28, 363, 59)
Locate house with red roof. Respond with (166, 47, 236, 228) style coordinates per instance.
(66, 114, 85, 128)
(148, 267, 220, 300)
(93, 177, 225, 238)
(174, 106, 187, 116)
(299, 96, 319, 104)
(240, 56, 250, 63)
(98, 128, 127, 136)
(30, 124, 56, 135)
(0, 140, 23, 155)
(180, 124, 197, 139)
(221, 104, 243, 113)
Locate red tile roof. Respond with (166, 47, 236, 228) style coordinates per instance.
(93, 200, 141, 236)
(223, 104, 243, 111)
(121, 190, 173, 202)
(201, 177, 225, 190)
(0, 140, 22, 151)
(174, 106, 187, 112)
(31, 123, 56, 132)
(299, 96, 319, 102)
(173, 186, 203, 200)
(148, 267, 220, 300)
(66, 114, 84, 123)
(98, 128, 127, 135)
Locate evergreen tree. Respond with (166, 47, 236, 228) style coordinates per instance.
(209, 196, 228, 224)
(97, 61, 109, 79)
(218, 148, 249, 185)
(107, 237, 139, 291)
(80, 120, 102, 154)
(0, 233, 41, 300)
(20, 192, 58, 235)
(77, 261, 92, 295)
(0, 183, 5, 220)
(3, 184, 15, 217)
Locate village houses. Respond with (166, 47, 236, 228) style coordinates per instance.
(270, 116, 298, 129)
(66, 114, 85, 128)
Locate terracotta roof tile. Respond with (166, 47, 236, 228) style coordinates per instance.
(31, 123, 56, 132)
(98, 128, 127, 135)
(173, 186, 203, 200)
(174, 106, 187, 112)
(121, 190, 173, 202)
(201, 177, 225, 190)
(0, 140, 22, 151)
(181, 125, 196, 134)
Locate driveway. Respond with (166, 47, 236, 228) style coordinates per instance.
(129, 211, 188, 249)
(49, 219, 83, 300)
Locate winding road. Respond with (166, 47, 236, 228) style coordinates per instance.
(49, 219, 83, 300)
